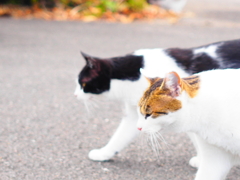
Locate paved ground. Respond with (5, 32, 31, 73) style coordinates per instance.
(1, 0, 240, 179)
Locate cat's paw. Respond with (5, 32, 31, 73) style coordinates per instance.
(189, 156, 200, 168)
(88, 148, 116, 161)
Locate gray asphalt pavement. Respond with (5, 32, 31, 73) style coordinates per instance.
(1, 0, 240, 179)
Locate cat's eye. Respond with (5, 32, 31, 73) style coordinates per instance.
(156, 112, 168, 115)
(145, 114, 151, 119)
(82, 83, 86, 88)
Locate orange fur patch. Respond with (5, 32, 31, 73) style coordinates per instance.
(182, 75, 200, 98)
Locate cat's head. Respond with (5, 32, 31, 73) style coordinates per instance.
(137, 71, 200, 133)
(74, 52, 112, 100)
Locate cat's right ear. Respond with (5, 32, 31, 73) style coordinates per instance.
(81, 51, 97, 69)
(164, 71, 182, 98)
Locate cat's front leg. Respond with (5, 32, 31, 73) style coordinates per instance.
(187, 132, 201, 168)
(88, 104, 139, 161)
(194, 137, 233, 180)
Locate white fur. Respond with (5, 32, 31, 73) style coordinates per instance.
(194, 44, 218, 59)
(137, 69, 240, 180)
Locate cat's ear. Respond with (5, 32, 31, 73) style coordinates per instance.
(81, 51, 98, 69)
(164, 71, 182, 98)
(145, 77, 158, 85)
(140, 68, 158, 85)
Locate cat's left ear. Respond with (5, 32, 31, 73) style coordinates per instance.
(140, 68, 158, 85)
(164, 72, 182, 98)
(81, 51, 98, 69)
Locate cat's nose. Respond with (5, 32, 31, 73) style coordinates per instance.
(137, 127, 142, 131)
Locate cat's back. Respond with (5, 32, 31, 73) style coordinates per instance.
(198, 68, 240, 92)
(195, 69, 240, 104)
(134, 48, 189, 77)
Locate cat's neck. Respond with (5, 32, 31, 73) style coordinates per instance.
(110, 55, 144, 81)
(107, 76, 148, 105)
(96, 55, 145, 103)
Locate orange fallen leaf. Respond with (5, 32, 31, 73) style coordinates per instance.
(0, 4, 184, 22)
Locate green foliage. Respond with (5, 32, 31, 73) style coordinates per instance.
(126, 0, 147, 11)
(1, 0, 148, 12)
(59, 0, 81, 7)
(98, 0, 118, 12)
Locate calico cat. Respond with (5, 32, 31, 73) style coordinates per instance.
(137, 69, 240, 180)
(74, 39, 240, 162)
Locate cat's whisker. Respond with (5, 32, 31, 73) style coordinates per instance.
(146, 134, 152, 148)
(148, 134, 154, 151)
(154, 133, 162, 156)
(155, 132, 170, 148)
(90, 100, 100, 109)
(154, 133, 162, 149)
(83, 100, 91, 114)
(147, 132, 161, 159)
(142, 130, 163, 160)
(83, 100, 99, 116)
(137, 132, 149, 160)
(152, 133, 161, 159)
(139, 131, 147, 147)
(90, 97, 100, 104)
(84, 98, 100, 111)
(149, 134, 155, 152)
(90, 97, 108, 109)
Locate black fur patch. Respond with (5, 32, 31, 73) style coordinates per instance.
(167, 39, 240, 74)
(166, 48, 193, 71)
(166, 48, 220, 74)
(78, 53, 144, 94)
(217, 39, 240, 68)
(189, 52, 220, 74)
(111, 55, 144, 81)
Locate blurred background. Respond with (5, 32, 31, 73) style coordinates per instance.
(1, 0, 240, 179)
(0, 0, 189, 23)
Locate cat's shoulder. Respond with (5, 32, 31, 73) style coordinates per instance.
(199, 68, 240, 77)
(197, 69, 240, 88)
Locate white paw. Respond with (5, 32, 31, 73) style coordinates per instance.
(189, 156, 200, 168)
(88, 148, 116, 161)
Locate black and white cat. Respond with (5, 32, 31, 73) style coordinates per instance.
(74, 39, 240, 164)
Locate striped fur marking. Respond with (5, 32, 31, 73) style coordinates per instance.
(182, 75, 200, 98)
